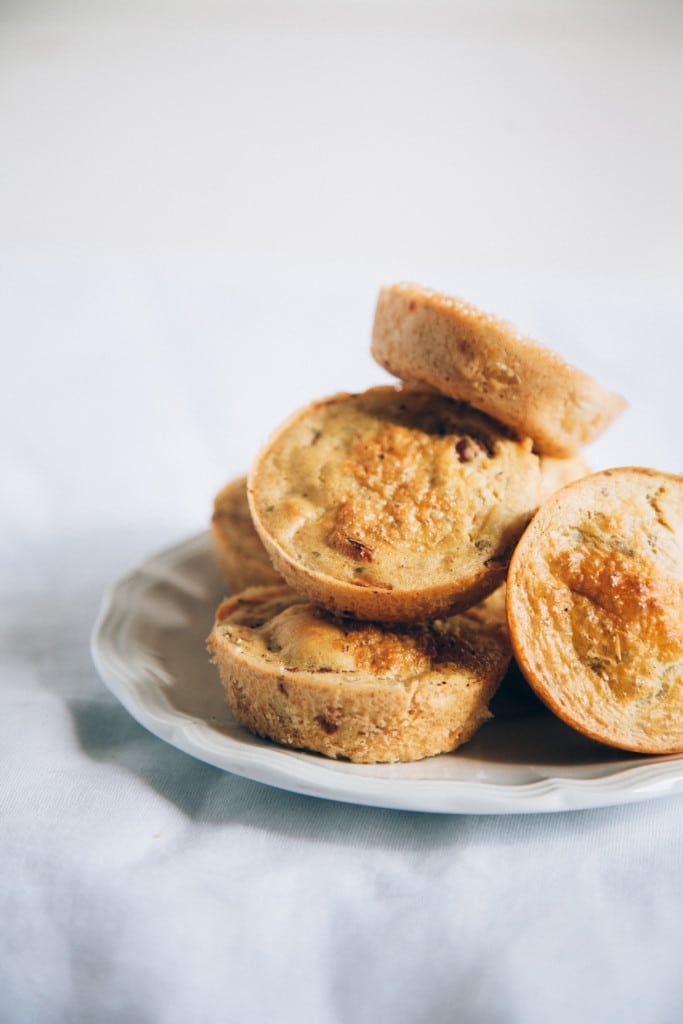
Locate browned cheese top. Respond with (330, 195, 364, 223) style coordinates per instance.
(249, 387, 542, 596)
(213, 586, 510, 685)
(507, 467, 683, 752)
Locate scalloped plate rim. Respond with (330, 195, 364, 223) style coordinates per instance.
(90, 532, 683, 815)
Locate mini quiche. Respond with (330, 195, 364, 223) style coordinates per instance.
(507, 467, 683, 754)
(248, 386, 543, 622)
(371, 283, 626, 457)
(207, 585, 511, 763)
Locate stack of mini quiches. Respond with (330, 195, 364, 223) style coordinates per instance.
(208, 283, 637, 763)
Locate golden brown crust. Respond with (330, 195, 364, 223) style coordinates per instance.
(248, 386, 544, 622)
(371, 284, 626, 457)
(507, 467, 683, 754)
(211, 476, 282, 592)
(207, 585, 511, 763)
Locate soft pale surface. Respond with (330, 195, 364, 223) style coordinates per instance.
(508, 468, 683, 753)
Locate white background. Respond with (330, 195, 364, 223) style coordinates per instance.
(2, 3, 683, 1023)
(3, 0, 683, 275)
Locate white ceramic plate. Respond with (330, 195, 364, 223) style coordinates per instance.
(91, 532, 683, 815)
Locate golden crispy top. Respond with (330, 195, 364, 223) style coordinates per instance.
(213, 586, 510, 683)
(249, 387, 542, 594)
(507, 468, 683, 752)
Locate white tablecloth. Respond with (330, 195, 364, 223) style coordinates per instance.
(3, 0, 683, 1018)
(3, 252, 683, 1024)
